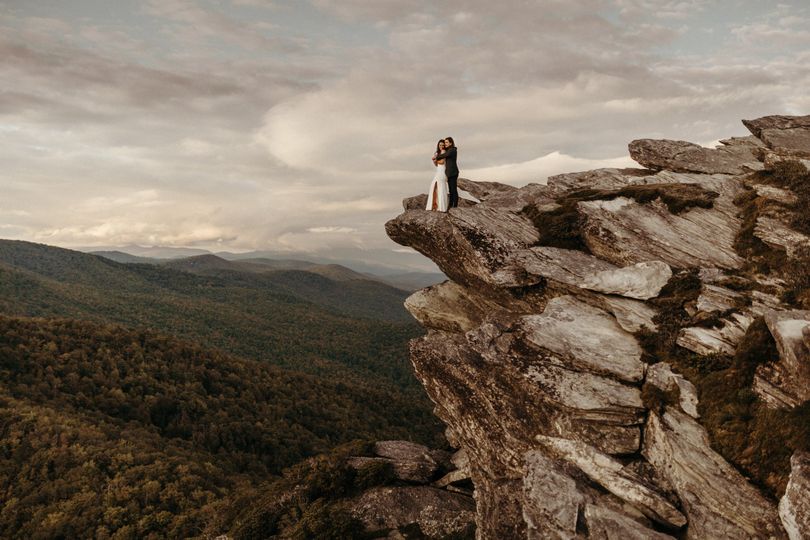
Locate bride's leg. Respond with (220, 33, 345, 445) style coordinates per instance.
(432, 183, 438, 211)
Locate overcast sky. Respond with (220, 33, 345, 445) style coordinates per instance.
(1, 1, 809, 262)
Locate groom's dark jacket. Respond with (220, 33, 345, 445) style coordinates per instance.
(435, 147, 459, 177)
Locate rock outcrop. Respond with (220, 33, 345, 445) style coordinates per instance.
(386, 115, 810, 539)
(743, 115, 810, 159)
(644, 409, 784, 539)
(780, 451, 810, 540)
(350, 486, 475, 538)
(343, 439, 475, 537)
(754, 310, 810, 408)
(628, 138, 762, 175)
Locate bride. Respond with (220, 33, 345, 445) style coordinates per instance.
(426, 139, 449, 212)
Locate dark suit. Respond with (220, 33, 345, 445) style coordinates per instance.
(435, 146, 459, 207)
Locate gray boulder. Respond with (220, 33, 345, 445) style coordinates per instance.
(579, 260, 672, 300)
(780, 451, 810, 540)
(628, 139, 762, 174)
(744, 115, 810, 159)
(583, 504, 677, 540)
(349, 486, 475, 538)
(754, 310, 810, 408)
(643, 408, 786, 539)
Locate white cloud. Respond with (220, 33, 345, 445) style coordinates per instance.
(307, 226, 357, 233)
(614, 0, 709, 19)
(1, 0, 809, 261)
(465, 151, 636, 185)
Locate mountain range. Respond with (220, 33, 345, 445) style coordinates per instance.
(87, 248, 445, 292)
(0, 237, 446, 537)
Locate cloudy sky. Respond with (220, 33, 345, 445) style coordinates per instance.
(1, 1, 809, 267)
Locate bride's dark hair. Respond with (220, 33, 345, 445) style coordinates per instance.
(435, 139, 445, 155)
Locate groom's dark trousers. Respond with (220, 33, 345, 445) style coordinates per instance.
(435, 146, 459, 207)
(447, 174, 459, 208)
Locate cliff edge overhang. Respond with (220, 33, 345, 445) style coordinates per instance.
(386, 115, 810, 539)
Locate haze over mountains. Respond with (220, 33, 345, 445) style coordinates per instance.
(84, 245, 445, 292)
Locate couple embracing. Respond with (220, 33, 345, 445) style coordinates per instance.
(426, 137, 459, 212)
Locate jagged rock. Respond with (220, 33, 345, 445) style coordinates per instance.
(386, 119, 799, 540)
(348, 441, 450, 484)
(579, 260, 672, 300)
(752, 376, 801, 412)
(536, 435, 687, 529)
(698, 266, 726, 283)
(404, 194, 430, 210)
(349, 486, 475, 538)
(758, 148, 810, 170)
(409, 324, 644, 538)
(751, 290, 783, 316)
(755, 216, 810, 258)
(458, 177, 518, 200)
(404, 281, 513, 333)
(780, 451, 810, 540)
(628, 139, 762, 175)
(744, 115, 810, 134)
(602, 296, 658, 333)
(718, 135, 766, 149)
(686, 284, 744, 316)
(522, 450, 584, 539)
(676, 326, 734, 355)
(677, 312, 753, 356)
(645, 363, 700, 419)
(502, 246, 617, 288)
(386, 204, 539, 291)
(516, 295, 645, 383)
(476, 182, 555, 212)
(753, 184, 799, 206)
(434, 449, 471, 488)
(434, 468, 470, 489)
(583, 504, 676, 540)
(374, 440, 447, 464)
(754, 309, 810, 408)
(348, 456, 437, 484)
(578, 184, 744, 270)
(546, 167, 653, 194)
(643, 408, 786, 539)
(403, 193, 477, 210)
(411, 327, 645, 459)
(744, 115, 810, 159)
(451, 448, 469, 471)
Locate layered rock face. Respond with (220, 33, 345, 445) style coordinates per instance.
(346, 440, 476, 538)
(386, 115, 810, 539)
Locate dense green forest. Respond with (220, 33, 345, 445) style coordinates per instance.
(0, 239, 446, 538)
(0, 239, 424, 387)
(0, 316, 443, 539)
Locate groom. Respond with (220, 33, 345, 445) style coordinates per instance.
(435, 137, 459, 208)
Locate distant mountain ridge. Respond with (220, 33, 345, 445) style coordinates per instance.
(0, 237, 446, 538)
(89, 249, 446, 291)
(78, 243, 446, 288)
(0, 238, 441, 403)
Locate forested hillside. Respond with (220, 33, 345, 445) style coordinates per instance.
(0, 240, 422, 387)
(0, 316, 443, 539)
(0, 239, 448, 537)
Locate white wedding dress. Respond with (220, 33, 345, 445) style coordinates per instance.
(425, 163, 449, 212)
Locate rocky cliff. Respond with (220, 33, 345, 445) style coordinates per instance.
(386, 115, 810, 539)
